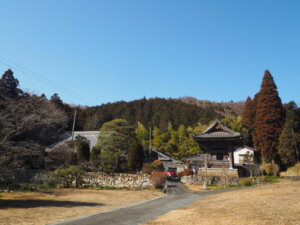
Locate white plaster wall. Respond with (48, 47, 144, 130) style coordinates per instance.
(234, 147, 254, 165)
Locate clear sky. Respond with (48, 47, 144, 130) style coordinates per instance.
(0, 0, 299, 106)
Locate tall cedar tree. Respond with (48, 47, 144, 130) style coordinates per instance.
(0, 69, 22, 98)
(255, 70, 285, 162)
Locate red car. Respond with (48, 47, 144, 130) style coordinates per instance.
(165, 168, 177, 178)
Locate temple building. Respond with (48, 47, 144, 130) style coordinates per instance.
(190, 120, 257, 176)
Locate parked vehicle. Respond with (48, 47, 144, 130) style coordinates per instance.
(165, 168, 177, 178)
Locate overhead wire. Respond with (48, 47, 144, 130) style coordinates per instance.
(0, 56, 85, 103)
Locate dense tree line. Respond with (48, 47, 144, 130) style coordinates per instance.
(0, 69, 69, 172)
(76, 98, 240, 131)
(242, 70, 300, 169)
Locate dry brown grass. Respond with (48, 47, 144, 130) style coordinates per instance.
(145, 180, 300, 225)
(0, 188, 162, 225)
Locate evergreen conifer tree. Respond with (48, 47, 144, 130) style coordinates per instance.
(0, 69, 22, 98)
(255, 70, 285, 162)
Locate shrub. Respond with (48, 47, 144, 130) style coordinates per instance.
(142, 164, 154, 175)
(260, 163, 280, 176)
(128, 142, 144, 171)
(284, 163, 300, 176)
(90, 147, 101, 166)
(150, 160, 164, 172)
(182, 169, 194, 176)
(46, 166, 84, 188)
(46, 144, 76, 169)
(240, 177, 253, 186)
(150, 172, 166, 189)
(256, 176, 272, 183)
(75, 136, 90, 163)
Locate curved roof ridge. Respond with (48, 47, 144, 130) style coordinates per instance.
(200, 119, 240, 135)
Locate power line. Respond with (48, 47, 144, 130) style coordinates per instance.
(0, 56, 85, 103)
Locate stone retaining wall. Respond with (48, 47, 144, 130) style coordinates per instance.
(181, 175, 240, 186)
(83, 172, 153, 189)
(198, 168, 239, 177)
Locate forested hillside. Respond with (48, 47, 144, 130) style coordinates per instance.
(77, 97, 244, 131)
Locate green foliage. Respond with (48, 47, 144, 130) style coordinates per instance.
(90, 146, 101, 166)
(75, 136, 90, 163)
(150, 160, 164, 171)
(100, 118, 135, 137)
(221, 116, 248, 134)
(278, 106, 300, 168)
(128, 142, 144, 171)
(99, 150, 119, 173)
(47, 166, 84, 188)
(260, 163, 280, 176)
(152, 124, 201, 159)
(97, 119, 136, 172)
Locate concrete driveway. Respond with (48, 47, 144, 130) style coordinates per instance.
(53, 180, 204, 225)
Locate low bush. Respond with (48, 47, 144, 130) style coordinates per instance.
(75, 136, 90, 163)
(284, 163, 300, 176)
(240, 177, 253, 186)
(151, 160, 164, 172)
(178, 169, 194, 177)
(150, 172, 166, 189)
(260, 163, 280, 176)
(141, 164, 154, 175)
(183, 169, 194, 176)
(46, 166, 84, 188)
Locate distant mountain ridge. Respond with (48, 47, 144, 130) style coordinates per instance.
(77, 97, 244, 131)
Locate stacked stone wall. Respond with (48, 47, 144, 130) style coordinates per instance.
(181, 175, 240, 186)
(83, 172, 153, 189)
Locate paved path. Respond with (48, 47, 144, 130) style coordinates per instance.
(53, 180, 205, 225)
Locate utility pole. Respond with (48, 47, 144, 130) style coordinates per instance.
(71, 110, 77, 142)
(149, 127, 152, 162)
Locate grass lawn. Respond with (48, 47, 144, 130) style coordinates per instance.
(145, 180, 300, 225)
(0, 188, 162, 225)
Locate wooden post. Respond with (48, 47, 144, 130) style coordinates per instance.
(202, 154, 208, 190)
(228, 152, 233, 169)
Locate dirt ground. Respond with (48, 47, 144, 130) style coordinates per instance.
(145, 180, 300, 225)
(0, 188, 162, 225)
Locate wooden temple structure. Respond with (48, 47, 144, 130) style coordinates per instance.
(193, 120, 243, 170)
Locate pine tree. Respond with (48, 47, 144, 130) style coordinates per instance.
(255, 70, 285, 162)
(0, 69, 22, 98)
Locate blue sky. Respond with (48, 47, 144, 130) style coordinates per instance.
(0, 0, 299, 106)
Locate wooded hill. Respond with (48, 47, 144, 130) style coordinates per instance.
(77, 97, 244, 131)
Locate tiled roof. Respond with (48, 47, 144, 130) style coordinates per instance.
(194, 119, 242, 139)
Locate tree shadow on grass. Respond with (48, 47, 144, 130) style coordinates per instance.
(0, 199, 104, 209)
